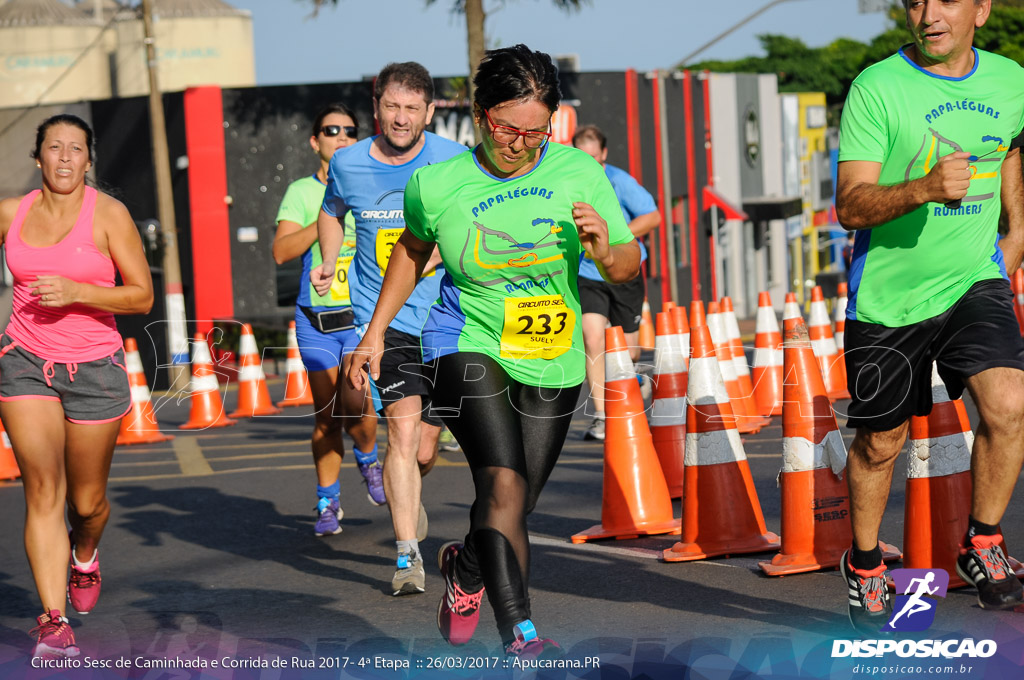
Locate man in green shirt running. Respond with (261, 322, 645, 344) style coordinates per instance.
(836, 0, 1024, 635)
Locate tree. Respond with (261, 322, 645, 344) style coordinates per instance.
(686, 2, 1024, 110)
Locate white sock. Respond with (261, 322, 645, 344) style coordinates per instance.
(73, 547, 98, 570)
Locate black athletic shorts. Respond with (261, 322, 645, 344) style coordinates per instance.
(373, 327, 442, 427)
(578, 275, 645, 333)
(844, 278, 1024, 431)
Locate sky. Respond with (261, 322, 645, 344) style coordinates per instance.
(223, 0, 894, 86)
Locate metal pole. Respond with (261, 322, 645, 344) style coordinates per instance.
(658, 72, 678, 304)
(142, 0, 189, 389)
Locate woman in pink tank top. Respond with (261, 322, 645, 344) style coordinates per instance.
(0, 114, 153, 658)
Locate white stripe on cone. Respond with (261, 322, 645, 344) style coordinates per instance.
(286, 357, 304, 373)
(239, 364, 265, 382)
(685, 429, 745, 466)
(651, 397, 686, 426)
(753, 347, 781, 367)
(131, 385, 152, 403)
(908, 432, 974, 478)
(606, 348, 634, 382)
(654, 332, 687, 376)
(191, 373, 219, 393)
(126, 351, 145, 374)
(834, 295, 847, 350)
(688, 357, 731, 406)
(193, 339, 214, 365)
(239, 332, 259, 357)
(782, 430, 847, 475)
(811, 337, 836, 357)
(723, 308, 751, 377)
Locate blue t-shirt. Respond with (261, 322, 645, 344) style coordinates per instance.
(578, 163, 655, 282)
(322, 132, 466, 335)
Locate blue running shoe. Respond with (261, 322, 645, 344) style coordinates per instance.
(314, 497, 343, 536)
(359, 461, 386, 506)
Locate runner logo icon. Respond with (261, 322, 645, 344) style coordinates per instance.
(884, 568, 948, 632)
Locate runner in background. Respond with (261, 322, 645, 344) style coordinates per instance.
(272, 104, 382, 538)
(0, 114, 153, 656)
(572, 124, 659, 440)
(348, 44, 639, 657)
(313, 63, 466, 596)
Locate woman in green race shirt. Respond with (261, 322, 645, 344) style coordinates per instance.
(347, 45, 639, 657)
(272, 104, 383, 537)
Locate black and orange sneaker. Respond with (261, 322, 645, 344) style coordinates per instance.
(31, 609, 80, 658)
(839, 550, 892, 636)
(956, 533, 1024, 610)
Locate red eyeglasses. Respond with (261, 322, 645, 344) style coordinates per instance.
(482, 108, 551, 149)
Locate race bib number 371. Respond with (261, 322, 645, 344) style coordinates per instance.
(500, 295, 575, 360)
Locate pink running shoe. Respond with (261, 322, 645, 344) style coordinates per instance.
(436, 541, 485, 645)
(31, 610, 80, 658)
(68, 551, 102, 615)
(504, 620, 562, 660)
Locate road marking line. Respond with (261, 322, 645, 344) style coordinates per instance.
(530, 535, 760, 569)
(529, 534, 663, 559)
(172, 436, 214, 476)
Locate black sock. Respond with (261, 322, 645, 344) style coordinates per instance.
(966, 516, 1000, 542)
(850, 545, 883, 571)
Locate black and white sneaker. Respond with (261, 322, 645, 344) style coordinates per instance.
(839, 550, 892, 636)
(956, 533, 1023, 610)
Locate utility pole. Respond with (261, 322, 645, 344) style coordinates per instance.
(142, 0, 190, 389)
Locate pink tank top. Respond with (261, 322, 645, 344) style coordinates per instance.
(4, 187, 123, 362)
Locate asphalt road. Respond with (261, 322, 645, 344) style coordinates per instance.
(2, 363, 1024, 680)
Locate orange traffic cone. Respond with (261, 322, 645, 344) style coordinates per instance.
(277, 321, 314, 407)
(638, 298, 656, 351)
(650, 308, 688, 498)
(834, 282, 848, 372)
(752, 291, 784, 417)
(809, 286, 849, 401)
(1013, 269, 1024, 336)
(902, 363, 1024, 588)
(0, 416, 20, 480)
(721, 296, 769, 426)
(181, 333, 237, 430)
(571, 326, 678, 543)
(783, 292, 802, 323)
(229, 324, 282, 418)
(662, 301, 677, 314)
(662, 320, 780, 562)
(117, 338, 174, 445)
(759, 317, 898, 576)
(707, 301, 763, 434)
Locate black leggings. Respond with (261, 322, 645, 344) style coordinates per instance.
(429, 352, 582, 643)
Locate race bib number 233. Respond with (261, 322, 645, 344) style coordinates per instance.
(500, 295, 575, 360)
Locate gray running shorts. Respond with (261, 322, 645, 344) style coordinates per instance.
(0, 334, 131, 424)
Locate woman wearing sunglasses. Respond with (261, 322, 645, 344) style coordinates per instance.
(348, 45, 639, 657)
(273, 104, 383, 537)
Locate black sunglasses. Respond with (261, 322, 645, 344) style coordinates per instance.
(320, 125, 357, 138)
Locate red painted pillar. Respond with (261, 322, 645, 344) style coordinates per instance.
(183, 86, 234, 333)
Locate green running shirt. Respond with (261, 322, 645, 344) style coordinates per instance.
(839, 47, 1024, 327)
(405, 143, 635, 388)
(275, 174, 357, 308)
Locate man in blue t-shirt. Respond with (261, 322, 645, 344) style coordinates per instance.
(314, 62, 466, 598)
(572, 125, 659, 441)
